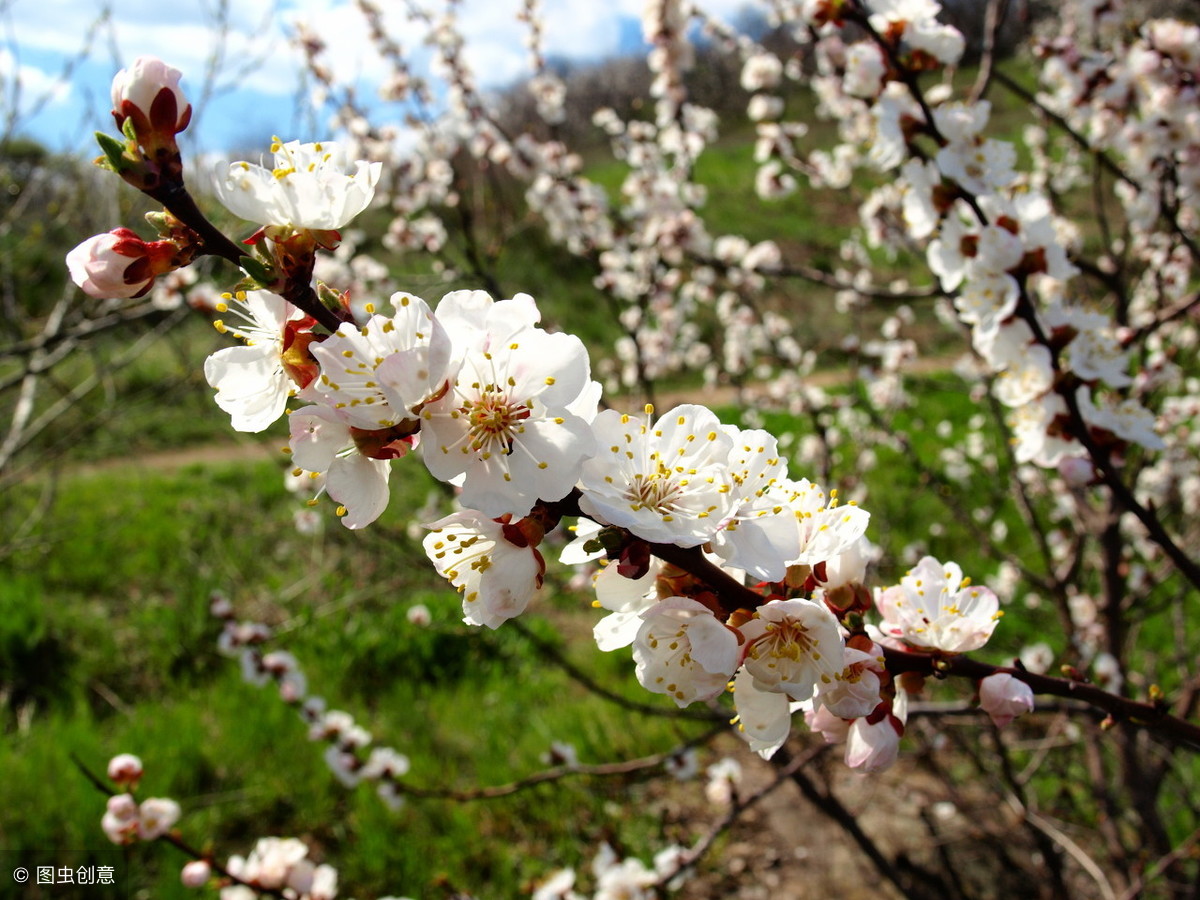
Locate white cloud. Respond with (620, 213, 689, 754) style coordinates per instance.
(0, 48, 72, 113)
(9, 0, 761, 150)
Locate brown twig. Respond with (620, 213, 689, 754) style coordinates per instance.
(389, 726, 727, 802)
(654, 742, 829, 887)
(881, 646, 1200, 749)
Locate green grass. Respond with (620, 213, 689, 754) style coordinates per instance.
(0, 453, 716, 899)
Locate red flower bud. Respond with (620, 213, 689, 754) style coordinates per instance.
(111, 57, 191, 146)
(65, 229, 181, 299)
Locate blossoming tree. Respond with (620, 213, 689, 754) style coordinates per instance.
(65, 0, 1200, 896)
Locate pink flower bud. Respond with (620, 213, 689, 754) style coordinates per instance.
(979, 672, 1035, 727)
(106, 792, 138, 818)
(180, 860, 212, 888)
(111, 56, 191, 143)
(1057, 455, 1095, 488)
(106, 753, 144, 787)
(66, 229, 178, 299)
(805, 703, 851, 744)
(844, 714, 902, 772)
(101, 793, 139, 844)
(209, 592, 234, 619)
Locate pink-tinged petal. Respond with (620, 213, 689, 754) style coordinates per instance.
(875, 555, 1000, 653)
(634, 598, 738, 706)
(327, 453, 391, 530)
(844, 716, 901, 772)
(806, 703, 850, 744)
(288, 406, 351, 472)
(204, 344, 291, 432)
(112, 58, 188, 123)
(733, 668, 793, 759)
(739, 598, 844, 701)
(66, 232, 154, 299)
(978, 672, 1034, 727)
(593, 610, 645, 652)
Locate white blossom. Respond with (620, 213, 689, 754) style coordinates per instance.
(578, 404, 736, 547)
(738, 598, 845, 702)
(204, 290, 308, 432)
(213, 139, 382, 231)
(421, 291, 597, 518)
(633, 597, 739, 706)
(307, 293, 453, 429)
(288, 405, 395, 530)
(876, 556, 1002, 652)
(423, 509, 544, 628)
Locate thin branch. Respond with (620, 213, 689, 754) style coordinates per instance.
(1023, 809, 1118, 900)
(654, 742, 829, 887)
(968, 0, 1009, 105)
(511, 619, 724, 723)
(1116, 825, 1200, 900)
(881, 645, 1200, 749)
(1128, 288, 1200, 344)
(70, 753, 290, 899)
(692, 251, 943, 302)
(774, 743, 949, 899)
(987, 721, 1072, 894)
(390, 726, 727, 802)
(0, 299, 170, 362)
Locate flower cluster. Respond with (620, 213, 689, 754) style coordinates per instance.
(532, 841, 689, 900)
(221, 837, 338, 900)
(74, 50, 1042, 781)
(99, 753, 182, 845)
(101, 792, 180, 845)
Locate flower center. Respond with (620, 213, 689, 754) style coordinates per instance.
(751, 620, 816, 664)
(462, 387, 531, 455)
(626, 460, 681, 512)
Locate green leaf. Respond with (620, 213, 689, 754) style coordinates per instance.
(94, 132, 129, 173)
(238, 255, 275, 285)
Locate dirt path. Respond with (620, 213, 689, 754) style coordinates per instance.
(61, 354, 961, 478)
(67, 438, 288, 478)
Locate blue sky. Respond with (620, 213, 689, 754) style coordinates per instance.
(1, 0, 747, 156)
